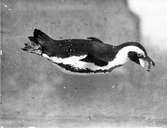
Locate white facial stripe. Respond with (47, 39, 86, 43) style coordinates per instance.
(116, 46, 145, 59)
(112, 46, 145, 65)
(42, 46, 145, 71)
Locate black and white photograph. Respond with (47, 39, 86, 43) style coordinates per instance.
(1, 0, 167, 127)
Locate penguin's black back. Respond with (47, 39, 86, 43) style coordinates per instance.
(46, 39, 91, 58)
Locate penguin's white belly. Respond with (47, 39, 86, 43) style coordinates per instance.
(42, 54, 116, 71)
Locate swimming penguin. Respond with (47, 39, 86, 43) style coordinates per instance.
(22, 29, 155, 74)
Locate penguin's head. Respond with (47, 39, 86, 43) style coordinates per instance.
(117, 42, 155, 71)
(128, 51, 155, 71)
(127, 42, 155, 71)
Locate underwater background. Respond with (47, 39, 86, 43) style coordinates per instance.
(1, 0, 167, 127)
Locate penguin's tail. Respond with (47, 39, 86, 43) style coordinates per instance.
(22, 29, 53, 55)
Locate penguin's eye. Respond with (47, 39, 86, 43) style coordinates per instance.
(137, 54, 144, 58)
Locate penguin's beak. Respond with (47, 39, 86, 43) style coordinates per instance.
(139, 56, 155, 72)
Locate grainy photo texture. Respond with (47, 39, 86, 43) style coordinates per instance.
(1, 0, 167, 127)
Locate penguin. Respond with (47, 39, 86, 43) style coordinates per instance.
(22, 29, 155, 74)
